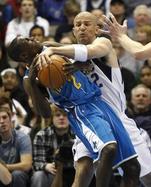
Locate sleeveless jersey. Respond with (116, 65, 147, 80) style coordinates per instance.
(47, 70, 101, 108)
(87, 58, 126, 114)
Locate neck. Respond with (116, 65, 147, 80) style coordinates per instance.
(1, 130, 12, 141)
(55, 128, 68, 136)
(22, 15, 35, 22)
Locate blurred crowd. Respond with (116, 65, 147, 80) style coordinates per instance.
(0, 0, 151, 187)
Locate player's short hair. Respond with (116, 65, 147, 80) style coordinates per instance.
(7, 37, 23, 62)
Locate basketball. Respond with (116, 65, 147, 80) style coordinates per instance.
(38, 54, 68, 90)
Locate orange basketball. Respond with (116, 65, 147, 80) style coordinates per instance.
(38, 54, 67, 90)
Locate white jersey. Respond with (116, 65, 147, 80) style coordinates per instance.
(75, 58, 151, 177)
(87, 60, 126, 114)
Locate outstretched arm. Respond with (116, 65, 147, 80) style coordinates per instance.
(102, 13, 151, 60)
(36, 37, 112, 70)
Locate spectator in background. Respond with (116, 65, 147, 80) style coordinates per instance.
(0, 94, 31, 135)
(59, 33, 76, 44)
(127, 84, 151, 139)
(29, 25, 46, 43)
(0, 41, 10, 73)
(0, 162, 12, 186)
(124, 0, 151, 18)
(128, 4, 151, 40)
(0, 68, 31, 126)
(139, 64, 151, 89)
(30, 104, 75, 187)
(36, 0, 67, 37)
(5, 0, 50, 47)
(0, 106, 32, 187)
(0, 0, 14, 42)
(108, 0, 127, 25)
(54, 0, 80, 43)
(135, 25, 151, 45)
(76, 0, 110, 15)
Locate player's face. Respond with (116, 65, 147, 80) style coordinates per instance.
(17, 36, 41, 63)
(73, 12, 99, 45)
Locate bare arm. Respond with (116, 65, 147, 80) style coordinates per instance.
(51, 37, 112, 59)
(23, 57, 51, 118)
(36, 37, 112, 69)
(116, 33, 151, 60)
(23, 78, 51, 118)
(102, 13, 151, 60)
(0, 163, 12, 185)
(7, 154, 32, 172)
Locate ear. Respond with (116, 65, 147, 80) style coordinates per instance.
(72, 27, 76, 37)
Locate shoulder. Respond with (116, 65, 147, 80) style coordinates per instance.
(93, 37, 112, 46)
(36, 126, 53, 137)
(14, 129, 30, 142)
(7, 18, 18, 26)
(36, 16, 49, 25)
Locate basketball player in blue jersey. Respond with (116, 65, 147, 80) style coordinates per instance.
(7, 13, 140, 187)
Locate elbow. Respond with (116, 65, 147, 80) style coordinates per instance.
(2, 173, 12, 185)
(6, 174, 12, 185)
(23, 162, 32, 172)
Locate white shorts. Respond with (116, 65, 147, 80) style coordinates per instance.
(73, 112, 151, 177)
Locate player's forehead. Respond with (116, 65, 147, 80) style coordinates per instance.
(74, 12, 97, 25)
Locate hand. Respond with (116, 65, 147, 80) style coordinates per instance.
(101, 13, 127, 39)
(45, 162, 57, 175)
(36, 48, 53, 70)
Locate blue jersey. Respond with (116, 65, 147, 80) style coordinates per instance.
(24, 65, 136, 165)
(47, 71, 101, 108)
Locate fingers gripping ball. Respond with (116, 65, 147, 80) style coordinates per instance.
(38, 54, 68, 90)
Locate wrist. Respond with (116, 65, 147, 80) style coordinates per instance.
(42, 163, 47, 171)
(72, 44, 88, 62)
(117, 33, 126, 42)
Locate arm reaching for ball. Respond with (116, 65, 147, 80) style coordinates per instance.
(101, 13, 151, 60)
(36, 37, 113, 70)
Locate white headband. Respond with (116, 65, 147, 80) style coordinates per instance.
(1, 68, 17, 77)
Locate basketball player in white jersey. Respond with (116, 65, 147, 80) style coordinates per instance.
(61, 13, 151, 187)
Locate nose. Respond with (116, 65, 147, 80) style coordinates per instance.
(80, 23, 86, 30)
(0, 117, 4, 123)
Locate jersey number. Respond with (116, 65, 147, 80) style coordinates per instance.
(68, 75, 81, 89)
(90, 73, 102, 88)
